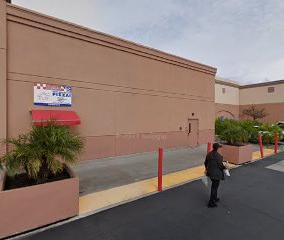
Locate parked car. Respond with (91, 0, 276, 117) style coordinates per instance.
(276, 121, 284, 141)
(276, 122, 284, 139)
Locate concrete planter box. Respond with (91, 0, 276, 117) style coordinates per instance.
(220, 144, 253, 165)
(0, 166, 79, 239)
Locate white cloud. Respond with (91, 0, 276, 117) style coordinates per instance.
(13, 0, 284, 84)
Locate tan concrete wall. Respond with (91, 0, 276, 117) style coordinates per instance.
(240, 103, 284, 123)
(215, 79, 284, 123)
(3, 4, 216, 160)
(215, 83, 239, 105)
(0, 173, 79, 239)
(240, 83, 284, 105)
(215, 103, 239, 119)
(0, 0, 7, 156)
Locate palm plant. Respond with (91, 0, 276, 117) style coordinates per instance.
(220, 124, 249, 146)
(216, 118, 250, 146)
(0, 123, 83, 183)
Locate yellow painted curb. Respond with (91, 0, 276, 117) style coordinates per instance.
(79, 148, 276, 215)
(252, 149, 274, 161)
(79, 165, 205, 215)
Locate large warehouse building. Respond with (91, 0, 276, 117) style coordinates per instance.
(0, 1, 216, 160)
(216, 77, 284, 123)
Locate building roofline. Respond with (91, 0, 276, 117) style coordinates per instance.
(240, 79, 284, 89)
(216, 78, 284, 89)
(215, 79, 240, 88)
(7, 3, 217, 75)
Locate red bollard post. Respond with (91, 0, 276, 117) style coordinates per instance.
(258, 134, 264, 158)
(158, 147, 163, 192)
(274, 133, 279, 154)
(207, 142, 212, 153)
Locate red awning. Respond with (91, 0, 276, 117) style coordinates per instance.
(31, 110, 81, 126)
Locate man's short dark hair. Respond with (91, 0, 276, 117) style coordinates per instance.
(213, 143, 222, 150)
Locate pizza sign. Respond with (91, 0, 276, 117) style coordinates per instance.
(34, 83, 72, 107)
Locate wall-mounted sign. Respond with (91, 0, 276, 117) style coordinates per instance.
(34, 83, 72, 107)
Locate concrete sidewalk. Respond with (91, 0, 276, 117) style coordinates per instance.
(78, 147, 274, 215)
(74, 144, 279, 196)
(74, 145, 208, 195)
(79, 165, 208, 215)
(19, 152, 284, 240)
(72, 144, 277, 217)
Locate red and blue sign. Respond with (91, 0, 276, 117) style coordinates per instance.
(34, 83, 72, 107)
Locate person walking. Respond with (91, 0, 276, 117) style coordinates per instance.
(204, 143, 226, 208)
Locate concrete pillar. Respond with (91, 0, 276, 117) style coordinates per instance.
(0, 0, 7, 154)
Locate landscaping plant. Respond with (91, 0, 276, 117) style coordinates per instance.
(216, 119, 250, 146)
(0, 122, 83, 184)
(242, 105, 268, 120)
(215, 118, 283, 145)
(239, 120, 260, 143)
(259, 123, 283, 144)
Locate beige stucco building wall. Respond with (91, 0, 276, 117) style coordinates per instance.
(240, 83, 284, 105)
(215, 82, 239, 105)
(0, 1, 216, 160)
(215, 79, 240, 119)
(240, 82, 284, 122)
(215, 78, 284, 123)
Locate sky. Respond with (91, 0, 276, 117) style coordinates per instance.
(12, 0, 284, 84)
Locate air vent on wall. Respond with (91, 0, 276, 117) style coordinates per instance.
(268, 87, 275, 93)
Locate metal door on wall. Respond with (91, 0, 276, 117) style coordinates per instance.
(186, 119, 198, 147)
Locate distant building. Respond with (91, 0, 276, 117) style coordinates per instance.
(215, 77, 284, 123)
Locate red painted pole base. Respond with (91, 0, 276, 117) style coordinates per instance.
(274, 133, 279, 154)
(258, 134, 264, 158)
(207, 142, 212, 153)
(158, 147, 163, 192)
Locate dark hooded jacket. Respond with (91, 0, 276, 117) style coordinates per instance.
(204, 150, 226, 180)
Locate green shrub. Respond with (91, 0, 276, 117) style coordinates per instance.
(218, 123, 249, 146)
(0, 123, 84, 183)
(259, 123, 283, 144)
(215, 118, 283, 145)
(239, 120, 260, 144)
(215, 118, 240, 136)
(215, 117, 226, 136)
(215, 118, 249, 145)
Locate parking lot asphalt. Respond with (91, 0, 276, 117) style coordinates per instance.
(20, 152, 284, 240)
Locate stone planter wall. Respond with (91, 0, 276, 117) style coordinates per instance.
(0, 166, 79, 239)
(220, 144, 253, 164)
